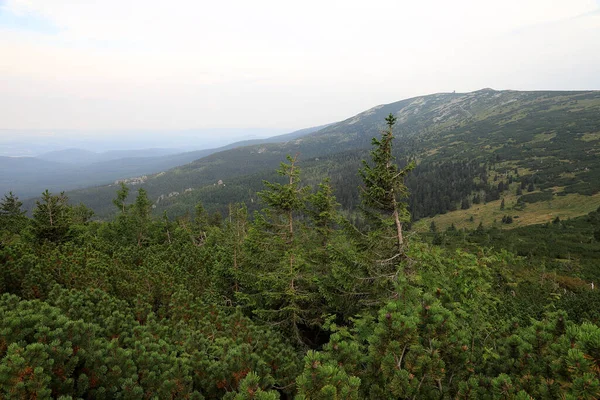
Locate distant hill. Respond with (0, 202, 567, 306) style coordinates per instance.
(57, 89, 600, 226)
(1, 125, 328, 199)
(36, 149, 99, 164)
(36, 148, 183, 165)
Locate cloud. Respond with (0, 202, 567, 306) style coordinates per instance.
(0, 0, 599, 131)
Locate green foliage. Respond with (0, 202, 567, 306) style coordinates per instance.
(0, 191, 28, 234)
(359, 113, 414, 256)
(31, 190, 73, 243)
(0, 287, 300, 399)
(239, 155, 319, 343)
(295, 350, 361, 399)
(112, 182, 130, 214)
(519, 191, 554, 204)
(3, 115, 600, 398)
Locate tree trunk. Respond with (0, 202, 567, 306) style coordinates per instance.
(392, 200, 404, 252)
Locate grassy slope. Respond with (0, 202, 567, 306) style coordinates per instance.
(415, 190, 600, 232)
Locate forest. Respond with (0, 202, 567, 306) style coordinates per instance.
(2, 115, 600, 399)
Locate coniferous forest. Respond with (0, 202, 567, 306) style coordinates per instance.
(2, 116, 600, 399)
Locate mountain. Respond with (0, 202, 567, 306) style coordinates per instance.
(36, 148, 183, 165)
(1, 125, 328, 199)
(36, 89, 600, 225)
(36, 149, 100, 164)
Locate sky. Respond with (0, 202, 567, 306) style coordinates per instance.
(1, 0, 600, 137)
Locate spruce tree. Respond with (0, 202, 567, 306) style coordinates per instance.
(132, 188, 152, 247)
(0, 191, 27, 234)
(476, 221, 485, 233)
(192, 202, 209, 246)
(307, 179, 340, 246)
(241, 155, 318, 343)
(461, 198, 471, 210)
(215, 203, 249, 296)
(429, 221, 437, 233)
(113, 182, 130, 214)
(32, 190, 72, 243)
(359, 113, 414, 257)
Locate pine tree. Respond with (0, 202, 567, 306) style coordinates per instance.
(359, 113, 414, 257)
(500, 198, 505, 210)
(0, 191, 27, 233)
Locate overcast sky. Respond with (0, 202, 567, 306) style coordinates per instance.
(1, 0, 600, 134)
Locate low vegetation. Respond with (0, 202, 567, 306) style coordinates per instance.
(2, 115, 600, 399)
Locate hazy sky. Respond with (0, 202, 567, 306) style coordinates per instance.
(1, 0, 600, 133)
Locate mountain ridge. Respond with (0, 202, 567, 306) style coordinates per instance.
(1, 124, 330, 198)
(19, 89, 600, 226)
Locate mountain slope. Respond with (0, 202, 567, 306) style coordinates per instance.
(55, 89, 600, 222)
(36, 148, 183, 165)
(2, 125, 327, 199)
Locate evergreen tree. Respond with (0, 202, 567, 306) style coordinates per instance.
(500, 198, 505, 210)
(359, 113, 414, 257)
(305, 179, 366, 320)
(0, 191, 27, 234)
(192, 202, 210, 246)
(240, 155, 318, 343)
(307, 179, 339, 246)
(213, 203, 249, 296)
(71, 203, 94, 225)
(132, 188, 152, 247)
(429, 221, 437, 233)
(476, 221, 485, 233)
(112, 182, 130, 214)
(461, 198, 470, 210)
(32, 190, 72, 243)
